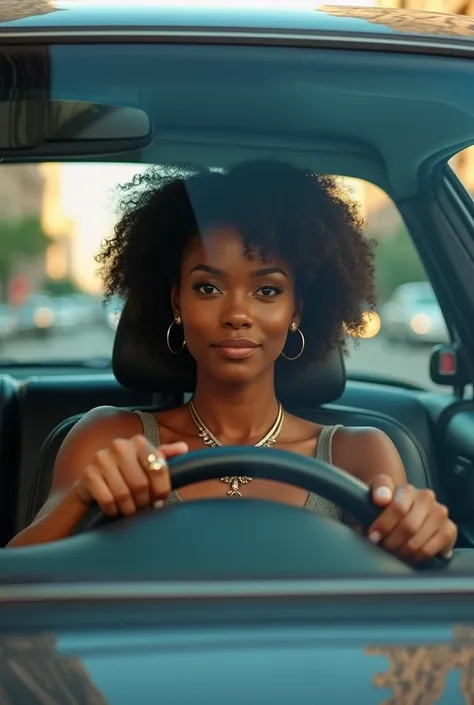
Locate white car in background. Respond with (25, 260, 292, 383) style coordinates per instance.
(380, 282, 449, 345)
(103, 295, 124, 332)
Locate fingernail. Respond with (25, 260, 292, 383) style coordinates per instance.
(440, 548, 453, 560)
(153, 500, 165, 509)
(174, 442, 188, 452)
(374, 486, 392, 502)
(368, 530, 382, 544)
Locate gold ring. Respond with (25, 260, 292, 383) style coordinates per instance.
(146, 453, 167, 473)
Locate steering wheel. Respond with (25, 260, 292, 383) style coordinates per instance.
(1, 447, 453, 582)
(65, 446, 450, 578)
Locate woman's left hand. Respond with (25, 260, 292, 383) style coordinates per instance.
(366, 475, 457, 563)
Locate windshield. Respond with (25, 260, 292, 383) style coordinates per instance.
(0, 158, 446, 390)
(0, 42, 449, 392)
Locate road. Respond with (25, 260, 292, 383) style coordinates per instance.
(0, 325, 444, 392)
(346, 336, 439, 390)
(0, 325, 115, 364)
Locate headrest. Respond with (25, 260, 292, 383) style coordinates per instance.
(113, 301, 346, 407)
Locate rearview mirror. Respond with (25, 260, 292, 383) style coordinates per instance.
(0, 98, 153, 156)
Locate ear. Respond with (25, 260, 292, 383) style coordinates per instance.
(292, 300, 303, 329)
(170, 283, 181, 320)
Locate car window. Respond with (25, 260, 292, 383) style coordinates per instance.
(449, 144, 474, 195)
(0, 161, 450, 391)
(333, 179, 449, 392)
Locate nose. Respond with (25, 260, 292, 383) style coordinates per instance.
(221, 292, 253, 329)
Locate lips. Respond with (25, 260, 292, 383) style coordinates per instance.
(213, 338, 259, 349)
(211, 338, 260, 360)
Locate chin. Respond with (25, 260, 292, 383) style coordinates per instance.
(214, 368, 256, 386)
(205, 359, 271, 387)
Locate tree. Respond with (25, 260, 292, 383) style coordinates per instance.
(374, 224, 428, 302)
(43, 277, 79, 296)
(0, 216, 48, 289)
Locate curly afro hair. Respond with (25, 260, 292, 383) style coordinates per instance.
(97, 160, 376, 365)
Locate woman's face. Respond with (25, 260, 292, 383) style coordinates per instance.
(171, 225, 300, 385)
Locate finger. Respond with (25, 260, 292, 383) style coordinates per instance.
(110, 439, 151, 510)
(383, 491, 435, 553)
(134, 436, 173, 502)
(79, 468, 118, 517)
(97, 448, 138, 516)
(159, 441, 189, 459)
(368, 484, 415, 545)
(397, 498, 444, 557)
(413, 519, 458, 564)
(370, 475, 396, 507)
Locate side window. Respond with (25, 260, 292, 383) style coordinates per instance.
(342, 178, 450, 392)
(449, 145, 474, 193)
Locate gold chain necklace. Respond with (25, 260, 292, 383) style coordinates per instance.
(188, 399, 284, 496)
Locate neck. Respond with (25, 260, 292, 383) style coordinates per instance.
(191, 371, 280, 445)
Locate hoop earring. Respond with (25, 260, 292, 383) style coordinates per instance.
(166, 316, 186, 354)
(282, 323, 305, 361)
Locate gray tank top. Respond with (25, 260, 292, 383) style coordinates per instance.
(134, 410, 342, 521)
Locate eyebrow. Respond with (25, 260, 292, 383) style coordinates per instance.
(254, 266, 288, 278)
(189, 264, 288, 278)
(189, 265, 224, 276)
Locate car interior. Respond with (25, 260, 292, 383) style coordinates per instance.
(1, 39, 474, 578)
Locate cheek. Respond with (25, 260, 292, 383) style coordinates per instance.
(179, 293, 211, 338)
(257, 300, 294, 334)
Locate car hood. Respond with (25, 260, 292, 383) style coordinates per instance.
(1, 623, 472, 704)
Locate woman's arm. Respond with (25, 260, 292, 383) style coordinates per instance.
(336, 427, 457, 562)
(8, 407, 185, 548)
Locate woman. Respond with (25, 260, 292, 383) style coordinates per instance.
(8, 161, 457, 561)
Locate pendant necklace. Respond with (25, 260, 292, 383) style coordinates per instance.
(188, 398, 284, 496)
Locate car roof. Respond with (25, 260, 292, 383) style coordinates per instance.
(2, 2, 474, 203)
(2, 2, 474, 45)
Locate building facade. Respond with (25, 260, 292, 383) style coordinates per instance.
(0, 165, 46, 300)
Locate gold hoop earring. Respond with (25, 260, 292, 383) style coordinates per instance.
(166, 316, 186, 354)
(282, 323, 305, 361)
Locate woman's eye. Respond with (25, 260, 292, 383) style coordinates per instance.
(257, 285, 283, 297)
(194, 282, 220, 295)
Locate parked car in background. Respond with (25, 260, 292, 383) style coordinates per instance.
(68, 293, 103, 326)
(102, 295, 124, 332)
(380, 282, 449, 345)
(16, 294, 55, 338)
(49, 295, 93, 332)
(0, 304, 17, 343)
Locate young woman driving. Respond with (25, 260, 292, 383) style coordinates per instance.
(8, 161, 457, 561)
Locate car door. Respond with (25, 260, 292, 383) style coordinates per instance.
(397, 146, 474, 547)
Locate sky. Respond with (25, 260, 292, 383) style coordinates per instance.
(60, 163, 145, 292)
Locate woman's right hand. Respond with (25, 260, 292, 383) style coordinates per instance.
(73, 435, 189, 517)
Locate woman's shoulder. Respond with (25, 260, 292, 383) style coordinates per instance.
(69, 404, 192, 445)
(287, 414, 402, 477)
(48, 406, 145, 494)
(333, 424, 396, 453)
(331, 425, 406, 484)
(69, 405, 144, 437)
